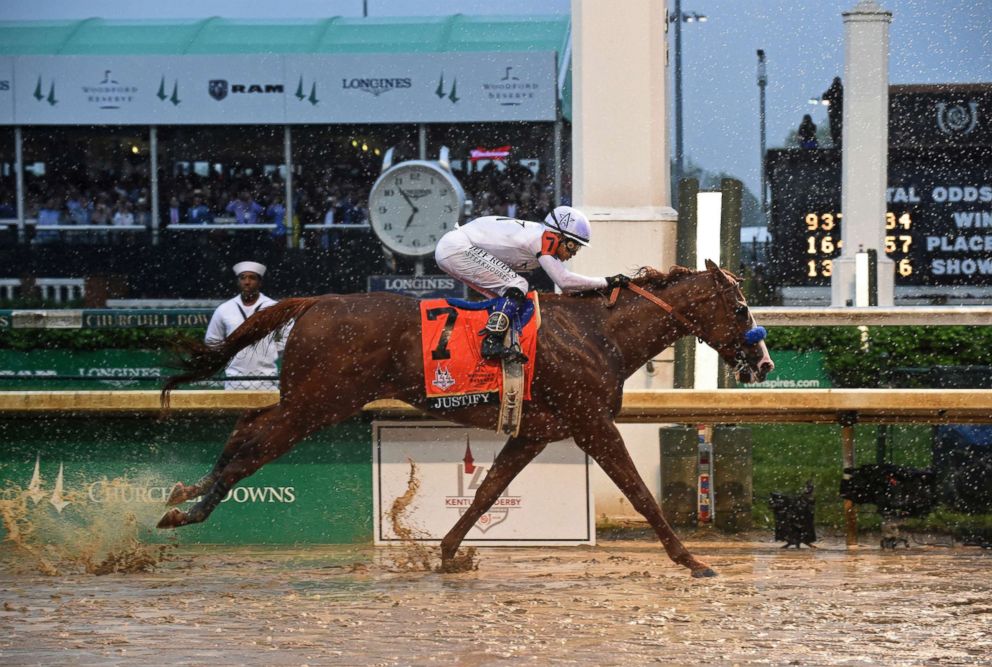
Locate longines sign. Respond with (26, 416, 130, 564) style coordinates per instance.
(2, 52, 557, 125)
(372, 422, 594, 546)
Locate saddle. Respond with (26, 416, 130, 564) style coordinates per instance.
(420, 293, 540, 436)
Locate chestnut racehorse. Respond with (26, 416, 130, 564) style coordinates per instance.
(159, 260, 773, 577)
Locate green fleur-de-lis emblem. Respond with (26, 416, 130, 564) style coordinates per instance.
(157, 76, 181, 105)
(295, 76, 319, 105)
(34, 76, 58, 106)
(435, 72, 459, 104)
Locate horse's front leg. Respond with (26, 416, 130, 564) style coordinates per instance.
(574, 422, 716, 578)
(440, 436, 548, 571)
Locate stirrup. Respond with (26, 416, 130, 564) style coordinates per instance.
(481, 334, 528, 364)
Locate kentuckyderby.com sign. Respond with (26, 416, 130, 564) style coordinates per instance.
(372, 422, 594, 546)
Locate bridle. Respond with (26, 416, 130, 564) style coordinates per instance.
(606, 272, 765, 375)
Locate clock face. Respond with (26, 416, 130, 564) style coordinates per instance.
(369, 160, 466, 257)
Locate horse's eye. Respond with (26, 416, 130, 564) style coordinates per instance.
(734, 304, 748, 317)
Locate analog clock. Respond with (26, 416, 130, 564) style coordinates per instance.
(368, 159, 467, 257)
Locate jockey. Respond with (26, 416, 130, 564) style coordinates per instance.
(435, 205, 630, 362)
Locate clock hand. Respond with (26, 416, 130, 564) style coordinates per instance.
(405, 210, 417, 229)
(397, 186, 416, 209)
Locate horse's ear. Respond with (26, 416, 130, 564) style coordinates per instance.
(705, 259, 733, 285)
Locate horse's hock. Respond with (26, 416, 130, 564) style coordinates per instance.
(660, 425, 753, 530)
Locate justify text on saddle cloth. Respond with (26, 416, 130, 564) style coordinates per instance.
(420, 295, 539, 409)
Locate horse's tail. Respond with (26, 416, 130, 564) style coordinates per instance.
(161, 296, 321, 407)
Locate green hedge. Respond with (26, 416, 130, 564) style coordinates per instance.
(5, 325, 992, 389)
(0, 328, 206, 352)
(768, 325, 992, 387)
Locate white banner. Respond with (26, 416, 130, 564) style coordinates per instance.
(0, 58, 12, 125)
(372, 422, 594, 546)
(5, 52, 557, 126)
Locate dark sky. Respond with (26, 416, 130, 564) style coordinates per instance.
(2, 0, 990, 199)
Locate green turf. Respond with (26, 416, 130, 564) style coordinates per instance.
(750, 423, 991, 535)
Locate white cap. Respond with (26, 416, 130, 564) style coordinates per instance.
(233, 261, 266, 277)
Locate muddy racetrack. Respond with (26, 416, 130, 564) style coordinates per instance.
(1, 533, 990, 666)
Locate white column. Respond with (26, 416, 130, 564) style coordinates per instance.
(571, 0, 677, 519)
(571, 0, 676, 386)
(831, 0, 894, 306)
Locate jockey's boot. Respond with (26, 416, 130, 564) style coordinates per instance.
(480, 287, 529, 363)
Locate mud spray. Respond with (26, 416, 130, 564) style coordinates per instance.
(385, 458, 477, 573)
(0, 476, 175, 576)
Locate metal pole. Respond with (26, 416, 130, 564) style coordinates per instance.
(418, 124, 427, 160)
(553, 115, 562, 206)
(673, 0, 684, 205)
(674, 177, 699, 389)
(14, 126, 25, 244)
(757, 50, 767, 224)
(284, 125, 294, 249)
(840, 412, 859, 547)
(720, 178, 742, 388)
(149, 126, 159, 246)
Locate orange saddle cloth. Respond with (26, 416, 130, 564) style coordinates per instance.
(420, 294, 540, 410)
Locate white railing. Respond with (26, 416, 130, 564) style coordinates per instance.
(34, 278, 86, 304)
(302, 223, 371, 230)
(0, 278, 86, 303)
(0, 218, 146, 231)
(0, 278, 20, 300)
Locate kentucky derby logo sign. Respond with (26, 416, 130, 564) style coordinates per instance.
(936, 101, 979, 136)
(444, 438, 522, 533)
(431, 365, 456, 391)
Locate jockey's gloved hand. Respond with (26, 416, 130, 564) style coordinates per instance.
(605, 274, 631, 288)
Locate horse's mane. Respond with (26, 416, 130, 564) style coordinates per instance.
(567, 265, 697, 299)
(570, 264, 740, 299)
(629, 265, 699, 289)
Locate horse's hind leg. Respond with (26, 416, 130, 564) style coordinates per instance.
(157, 402, 329, 529)
(439, 436, 548, 571)
(574, 422, 716, 578)
(166, 407, 269, 506)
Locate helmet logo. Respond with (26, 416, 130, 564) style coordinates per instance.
(556, 210, 573, 231)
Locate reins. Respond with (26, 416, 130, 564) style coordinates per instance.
(606, 271, 767, 379)
(608, 283, 703, 336)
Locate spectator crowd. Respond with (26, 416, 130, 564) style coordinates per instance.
(1, 156, 559, 248)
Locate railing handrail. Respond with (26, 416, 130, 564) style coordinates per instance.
(302, 223, 371, 229)
(167, 223, 276, 230)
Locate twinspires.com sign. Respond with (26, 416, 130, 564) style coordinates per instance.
(1, 52, 557, 125)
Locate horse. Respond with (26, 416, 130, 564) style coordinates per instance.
(158, 259, 773, 578)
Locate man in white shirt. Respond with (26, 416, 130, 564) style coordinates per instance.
(435, 206, 629, 362)
(204, 261, 288, 390)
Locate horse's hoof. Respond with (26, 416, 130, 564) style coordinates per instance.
(166, 483, 190, 506)
(157, 508, 188, 529)
(691, 567, 718, 578)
